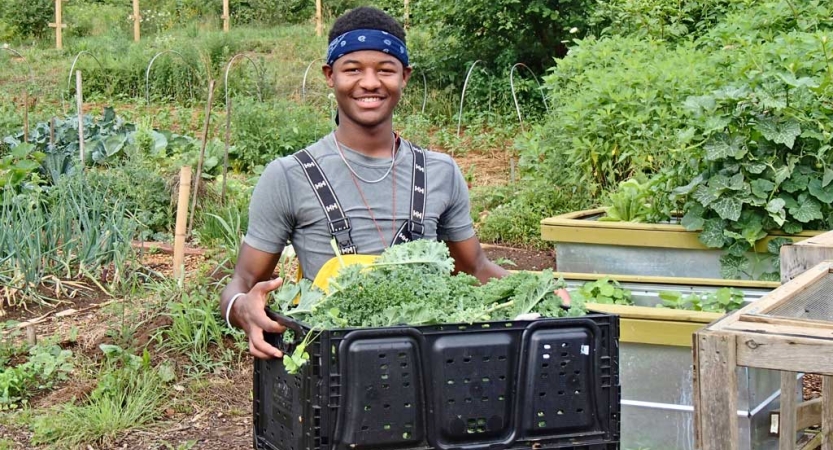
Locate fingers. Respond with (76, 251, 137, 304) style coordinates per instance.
(555, 288, 571, 307)
(250, 278, 283, 297)
(249, 326, 283, 359)
(236, 293, 286, 334)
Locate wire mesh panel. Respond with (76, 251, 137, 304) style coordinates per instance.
(767, 273, 833, 321)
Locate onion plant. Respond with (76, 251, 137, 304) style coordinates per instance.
(0, 172, 143, 313)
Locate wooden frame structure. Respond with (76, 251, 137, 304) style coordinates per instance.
(693, 260, 833, 450)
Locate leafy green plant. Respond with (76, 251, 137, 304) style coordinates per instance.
(672, 29, 833, 279)
(0, 142, 46, 189)
(230, 97, 331, 172)
(31, 345, 174, 447)
(157, 283, 236, 373)
(590, 0, 739, 41)
(569, 278, 634, 306)
(599, 178, 653, 223)
(0, 344, 74, 409)
(0, 0, 52, 41)
(473, 179, 592, 249)
(272, 240, 580, 373)
(658, 287, 744, 313)
(523, 36, 722, 198)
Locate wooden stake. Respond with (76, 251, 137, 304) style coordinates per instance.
(48, 0, 67, 50)
(823, 376, 833, 450)
(315, 0, 323, 37)
(23, 90, 29, 144)
(75, 70, 85, 164)
(404, 0, 410, 30)
(173, 166, 192, 279)
(26, 325, 37, 347)
(222, 0, 230, 32)
(188, 80, 216, 235)
(133, 0, 141, 42)
(781, 371, 798, 450)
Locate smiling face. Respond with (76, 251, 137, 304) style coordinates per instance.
(324, 50, 412, 133)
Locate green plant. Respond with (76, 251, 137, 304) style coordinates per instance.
(0, 172, 140, 310)
(672, 29, 833, 280)
(524, 36, 722, 197)
(412, 0, 594, 87)
(230, 97, 331, 172)
(599, 178, 653, 223)
(0, 0, 52, 41)
(31, 345, 174, 447)
(272, 240, 580, 373)
(569, 278, 634, 306)
(658, 287, 744, 313)
(590, 0, 741, 41)
(473, 179, 592, 249)
(155, 278, 244, 373)
(0, 344, 74, 409)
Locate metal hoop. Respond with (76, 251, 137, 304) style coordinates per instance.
(221, 53, 266, 202)
(223, 53, 265, 104)
(66, 51, 105, 111)
(145, 50, 200, 104)
(1, 46, 35, 87)
(302, 58, 325, 102)
(456, 60, 483, 138)
(510, 63, 549, 131)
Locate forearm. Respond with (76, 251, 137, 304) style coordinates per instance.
(470, 260, 510, 284)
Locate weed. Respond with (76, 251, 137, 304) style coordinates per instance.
(0, 343, 74, 409)
(31, 345, 174, 447)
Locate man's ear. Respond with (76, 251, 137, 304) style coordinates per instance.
(322, 64, 335, 88)
(402, 66, 413, 88)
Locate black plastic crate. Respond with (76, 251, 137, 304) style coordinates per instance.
(254, 313, 620, 450)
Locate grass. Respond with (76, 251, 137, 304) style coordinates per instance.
(30, 366, 170, 447)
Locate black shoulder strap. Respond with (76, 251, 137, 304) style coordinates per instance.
(391, 142, 426, 245)
(293, 149, 357, 255)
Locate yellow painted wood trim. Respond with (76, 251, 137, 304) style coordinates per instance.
(587, 303, 723, 324)
(541, 208, 820, 250)
(620, 317, 706, 347)
(559, 272, 779, 289)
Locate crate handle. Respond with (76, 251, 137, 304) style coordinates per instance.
(265, 308, 307, 342)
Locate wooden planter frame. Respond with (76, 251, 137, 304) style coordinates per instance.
(541, 208, 819, 252)
(693, 260, 833, 450)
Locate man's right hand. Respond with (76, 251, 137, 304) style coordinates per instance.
(231, 278, 287, 359)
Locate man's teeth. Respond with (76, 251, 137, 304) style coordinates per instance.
(358, 97, 382, 103)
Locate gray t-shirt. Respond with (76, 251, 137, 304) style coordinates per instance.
(244, 133, 475, 279)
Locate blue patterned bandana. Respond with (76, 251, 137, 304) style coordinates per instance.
(326, 29, 409, 67)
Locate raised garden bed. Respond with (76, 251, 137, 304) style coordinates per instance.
(542, 208, 821, 279)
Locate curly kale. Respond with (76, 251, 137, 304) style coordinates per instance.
(272, 240, 581, 330)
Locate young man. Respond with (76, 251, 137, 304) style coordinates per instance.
(220, 6, 510, 359)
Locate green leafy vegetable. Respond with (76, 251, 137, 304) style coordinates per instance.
(271, 240, 578, 374)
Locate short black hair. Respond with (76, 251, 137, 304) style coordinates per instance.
(328, 6, 406, 44)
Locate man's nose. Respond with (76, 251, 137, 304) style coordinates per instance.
(359, 70, 382, 90)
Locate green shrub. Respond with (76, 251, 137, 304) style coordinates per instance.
(0, 0, 52, 42)
(589, 0, 741, 41)
(64, 2, 129, 39)
(473, 180, 592, 249)
(522, 36, 722, 197)
(412, 0, 594, 88)
(230, 97, 331, 171)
